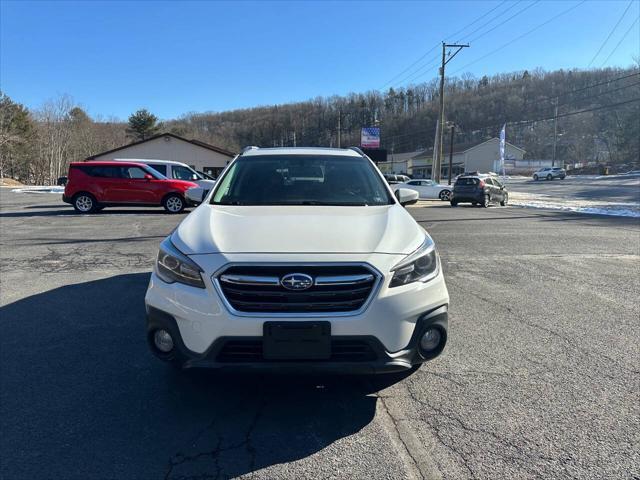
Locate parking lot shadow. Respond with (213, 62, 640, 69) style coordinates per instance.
(0, 208, 187, 218)
(0, 273, 390, 479)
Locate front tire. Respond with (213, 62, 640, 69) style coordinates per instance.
(533, 174, 539, 181)
(163, 194, 185, 213)
(73, 193, 98, 214)
(500, 193, 508, 206)
(481, 194, 490, 208)
(439, 189, 452, 201)
(547, 174, 553, 180)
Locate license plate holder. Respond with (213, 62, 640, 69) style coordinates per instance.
(263, 322, 331, 360)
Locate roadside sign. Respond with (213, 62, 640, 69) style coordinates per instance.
(361, 127, 381, 148)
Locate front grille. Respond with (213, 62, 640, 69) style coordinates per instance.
(216, 265, 379, 314)
(216, 339, 377, 363)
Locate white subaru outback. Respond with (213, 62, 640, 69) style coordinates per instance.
(145, 147, 449, 374)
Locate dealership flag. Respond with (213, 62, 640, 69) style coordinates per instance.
(499, 124, 506, 178)
(361, 127, 381, 148)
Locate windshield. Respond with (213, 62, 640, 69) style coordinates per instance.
(211, 155, 393, 206)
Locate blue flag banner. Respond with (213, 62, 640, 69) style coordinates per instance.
(499, 124, 506, 177)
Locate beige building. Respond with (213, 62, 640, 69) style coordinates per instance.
(378, 137, 525, 179)
(87, 133, 236, 178)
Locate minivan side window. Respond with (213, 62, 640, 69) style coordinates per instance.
(124, 167, 148, 179)
(148, 164, 167, 176)
(83, 166, 120, 178)
(173, 166, 197, 181)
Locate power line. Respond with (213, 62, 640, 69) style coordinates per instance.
(448, 0, 510, 41)
(544, 71, 639, 101)
(380, 0, 510, 89)
(380, 44, 439, 90)
(556, 80, 640, 107)
(588, 0, 635, 67)
(394, 1, 540, 87)
(393, 58, 441, 87)
(466, 1, 541, 44)
(456, 0, 523, 43)
(381, 98, 640, 146)
(452, 0, 587, 75)
(600, 16, 640, 67)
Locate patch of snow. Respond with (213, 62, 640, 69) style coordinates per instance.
(509, 192, 640, 218)
(11, 186, 64, 194)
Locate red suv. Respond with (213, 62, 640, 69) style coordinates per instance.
(63, 161, 198, 214)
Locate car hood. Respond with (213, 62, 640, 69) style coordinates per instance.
(196, 179, 216, 187)
(172, 204, 425, 255)
(170, 180, 199, 189)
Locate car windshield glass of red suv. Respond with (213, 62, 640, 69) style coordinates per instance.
(139, 165, 167, 180)
(211, 155, 394, 206)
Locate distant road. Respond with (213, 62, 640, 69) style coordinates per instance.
(503, 175, 640, 203)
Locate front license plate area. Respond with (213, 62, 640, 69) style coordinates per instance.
(263, 322, 331, 360)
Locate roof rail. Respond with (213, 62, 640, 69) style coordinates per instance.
(348, 146, 365, 156)
(241, 146, 259, 153)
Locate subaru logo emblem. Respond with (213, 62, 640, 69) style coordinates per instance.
(280, 273, 314, 291)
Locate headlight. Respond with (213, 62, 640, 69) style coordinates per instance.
(389, 236, 439, 287)
(156, 237, 205, 288)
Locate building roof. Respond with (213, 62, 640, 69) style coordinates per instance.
(70, 160, 150, 166)
(412, 137, 526, 160)
(85, 132, 236, 160)
(241, 147, 362, 157)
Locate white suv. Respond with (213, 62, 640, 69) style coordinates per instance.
(533, 167, 566, 181)
(145, 147, 449, 374)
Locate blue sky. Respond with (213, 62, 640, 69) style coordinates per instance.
(1, 0, 638, 120)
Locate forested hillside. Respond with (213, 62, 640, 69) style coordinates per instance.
(1, 67, 638, 184)
(168, 67, 639, 164)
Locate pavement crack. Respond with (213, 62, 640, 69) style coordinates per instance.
(465, 290, 636, 376)
(164, 397, 268, 480)
(405, 380, 561, 476)
(376, 393, 426, 480)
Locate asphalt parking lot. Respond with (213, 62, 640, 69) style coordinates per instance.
(1, 188, 639, 480)
(503, 175, 640, 203)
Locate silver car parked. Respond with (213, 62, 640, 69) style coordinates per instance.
(533, 167, 566, 181)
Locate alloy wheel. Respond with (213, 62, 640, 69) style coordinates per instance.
(75, 195, 93, 212)
(166, 196, 183, 212)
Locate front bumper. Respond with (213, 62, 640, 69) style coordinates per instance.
(146, 305, 448, 373)
(144, 252, 450, 373)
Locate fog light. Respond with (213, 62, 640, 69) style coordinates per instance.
(154, 329, 174, 353)
(420, 328, 441, 353)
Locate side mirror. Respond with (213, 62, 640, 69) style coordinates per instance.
(144, 174, 154, 180)
(186, 187, 205, 205)
(395, 188, 419, 206)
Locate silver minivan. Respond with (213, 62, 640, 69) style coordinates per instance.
(113, 159, 216, 189)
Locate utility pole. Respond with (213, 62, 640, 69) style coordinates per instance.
(434, 42, 469, 183)
(448, 123, 455, 185)
(551, 97, 558, 167)
(337, 109, 342, 148)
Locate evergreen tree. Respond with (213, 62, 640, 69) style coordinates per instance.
(126, 109, 161, 140)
